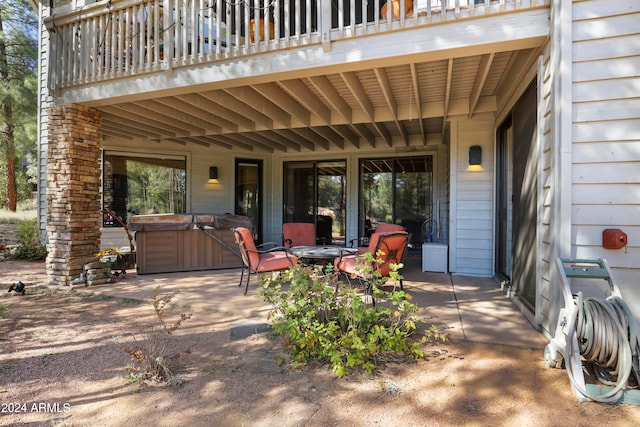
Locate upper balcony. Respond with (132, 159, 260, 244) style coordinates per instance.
(45, 0, 550, 92)
(44, 0, 550, 151)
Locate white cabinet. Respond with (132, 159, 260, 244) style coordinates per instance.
(422, 243, 448, 273)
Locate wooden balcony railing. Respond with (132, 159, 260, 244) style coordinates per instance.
(44, 0, 547, 90)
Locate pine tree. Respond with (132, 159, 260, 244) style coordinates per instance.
(0, 0, 37, 211)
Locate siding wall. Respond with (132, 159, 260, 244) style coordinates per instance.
(449, 118, 495, 277)
(37, 3, 53, 235)
(540, 0, 640, 335)
(570, 0, 640, 319)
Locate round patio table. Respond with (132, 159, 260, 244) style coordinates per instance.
(289, 245, 356, 264)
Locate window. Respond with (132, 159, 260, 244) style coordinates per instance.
(102, 152, 187, 226)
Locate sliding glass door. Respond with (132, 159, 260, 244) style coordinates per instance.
(283, 160, 346, 245)
(359, 156, 433, 248)
(235, 159, 263, 243)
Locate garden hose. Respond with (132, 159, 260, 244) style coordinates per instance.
(566, 292, 639, 403)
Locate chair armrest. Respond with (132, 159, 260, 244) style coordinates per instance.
(349, 237, 369, 248)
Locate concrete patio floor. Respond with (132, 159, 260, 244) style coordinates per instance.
(88, 252, 549, 350)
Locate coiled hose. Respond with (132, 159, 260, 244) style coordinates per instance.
(566, 292, 640, 402)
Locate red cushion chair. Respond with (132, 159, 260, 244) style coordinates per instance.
(234, 227, 297, 294)
(282, 222, 316, 248)
(335, 231, 409, 303)
(352, 223, 405, 254)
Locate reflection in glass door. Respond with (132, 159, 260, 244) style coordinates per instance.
(235, 159, 262, 243)
(283, 160, 346, 245)
(360, 157, 433, 248)
(496, 121, 513, 279)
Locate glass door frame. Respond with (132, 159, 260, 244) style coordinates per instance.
(235, 158, 263, 243)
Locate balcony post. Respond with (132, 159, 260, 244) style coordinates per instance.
(320, 0, 331, 52)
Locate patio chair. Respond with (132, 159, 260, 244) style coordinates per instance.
(350, 223, 405, 254)
(335, 231, 409, 304)
(282, 222, 316, 248)
(233, 227, 297, 295)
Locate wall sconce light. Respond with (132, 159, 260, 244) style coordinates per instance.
(209, 166, 218, 180)
(469, 145, 482, 166)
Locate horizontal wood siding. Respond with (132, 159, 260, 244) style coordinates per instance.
(38, 4, 53, 236)
(571, 0, 640, 316)
(450, 119, 494, 277)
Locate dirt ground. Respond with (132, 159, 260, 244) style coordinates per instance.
(1, 254, 640, 426)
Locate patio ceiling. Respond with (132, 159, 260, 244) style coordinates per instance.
(98, 46, 541, 152)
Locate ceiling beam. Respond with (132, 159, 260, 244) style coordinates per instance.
(167, 94, 237, 132)
(224, 86, 292, 127)
(289, 127, 330, 150)
(272, 129, 316, 151)
(469, 52, 495, 118)
(341, 71, 392, 147)
(442, 58, 454, 142)
(375, 67, 408, 145)
(277, 79, 332, 123)
(202, 90, 274, 129)
(409, 63, 427, 144)
(307, 75, 352, 123)
(251, 83, 311, 126)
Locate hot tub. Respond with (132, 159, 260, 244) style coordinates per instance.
(129, 213, 251, 274)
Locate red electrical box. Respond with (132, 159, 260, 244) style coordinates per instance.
(602, 228, 628, 249)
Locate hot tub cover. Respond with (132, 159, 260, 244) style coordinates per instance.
(129, 213, 252, 232)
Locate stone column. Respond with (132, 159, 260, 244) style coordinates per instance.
(46, 104, 102, 286)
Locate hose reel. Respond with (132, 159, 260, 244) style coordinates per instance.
(544, 258, 640, 403)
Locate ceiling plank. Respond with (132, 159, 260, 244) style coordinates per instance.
(469, 52, 495, 118)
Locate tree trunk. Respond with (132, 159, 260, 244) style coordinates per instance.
(3, 103, 17, 212)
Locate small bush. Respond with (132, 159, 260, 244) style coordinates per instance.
(261, 258, 424, 378)
(122, 288, 192, 385)
(13, 219, 47, 260)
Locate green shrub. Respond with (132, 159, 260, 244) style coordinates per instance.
(14, 218, 47, 260)
(260, 257, 423, 378)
